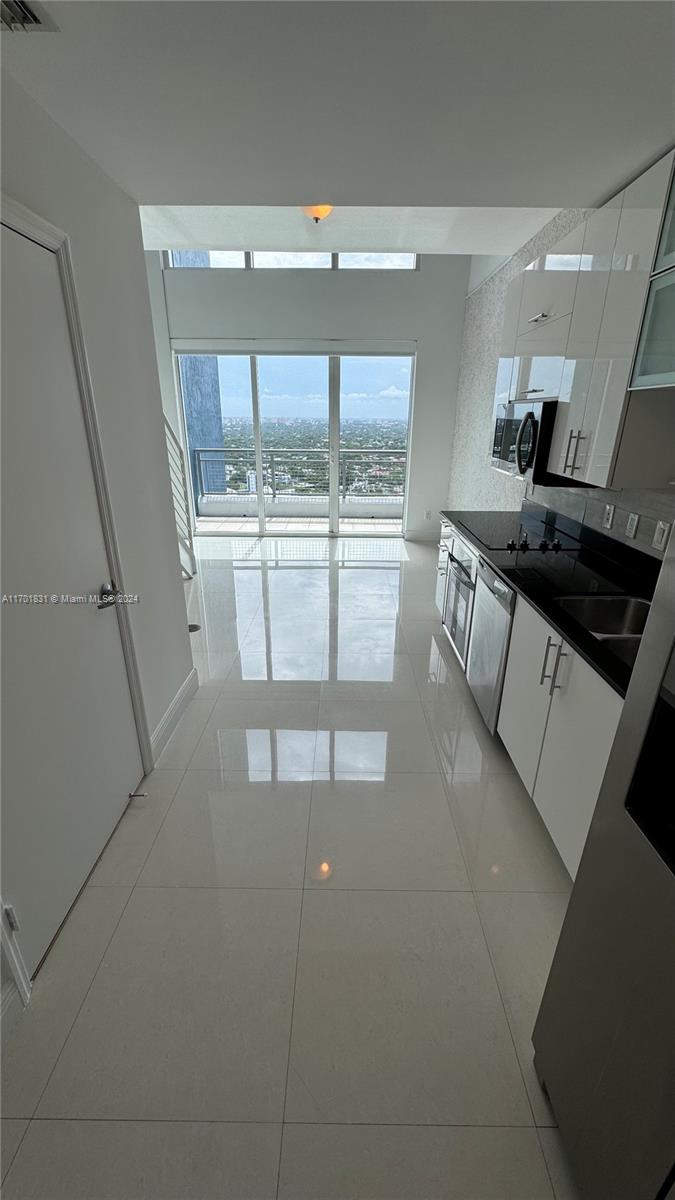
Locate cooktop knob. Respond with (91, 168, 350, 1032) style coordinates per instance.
(519, 537, 529, 552)
(550, 539, 562, 552)
(506, 539, 517, 553)
(539, 539, 549, 552)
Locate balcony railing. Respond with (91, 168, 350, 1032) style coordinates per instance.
(193, 447, 406, 516)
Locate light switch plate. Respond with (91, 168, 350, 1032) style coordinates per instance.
(602, 504, 615, 530)
(652, 520, 671, 552)
(626, 512, 640, 539)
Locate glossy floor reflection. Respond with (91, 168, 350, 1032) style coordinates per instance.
(3, 538, 580, 1199)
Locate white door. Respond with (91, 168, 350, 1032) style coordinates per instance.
(533, 645, 622, 878)
(1, 224, 143, 976)
(497, 596, 559, 794)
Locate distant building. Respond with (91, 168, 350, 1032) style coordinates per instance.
(178, 354, 223, 500)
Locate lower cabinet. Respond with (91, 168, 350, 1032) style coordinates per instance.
(533, 645, 623, 878)
(498, 594, 623, 877)
(497, 596, 558, 794)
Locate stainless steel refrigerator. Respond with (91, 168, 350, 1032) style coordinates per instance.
(533, 528, 675, 1199)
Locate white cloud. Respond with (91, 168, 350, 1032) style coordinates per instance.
(378, 385, 408, 399)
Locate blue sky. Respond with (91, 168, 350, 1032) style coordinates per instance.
(216, 355, 412, 421)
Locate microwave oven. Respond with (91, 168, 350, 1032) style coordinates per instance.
(491, 398, 558, 481)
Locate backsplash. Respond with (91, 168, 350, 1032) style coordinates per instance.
(527, 483, 675, 560)
(446, 206, 675, 559)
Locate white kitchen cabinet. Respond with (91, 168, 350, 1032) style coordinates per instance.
(547, 197, 622, 476)
(533, 643, 622, 878)
(497, 595, 562, 794)
(498, 594, 623, 878)
(510, 226, 584, 410)
(582, 154, 674, 485)
(492, 274, 524, 416)
(653, 164, 675, 274)
(515, 227, 584, 340)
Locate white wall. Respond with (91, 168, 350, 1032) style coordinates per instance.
(157, 255, 470, 539)
(2, 75, 193, 739)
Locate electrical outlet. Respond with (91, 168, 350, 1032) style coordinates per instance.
(652, 520, 671, 552)
(602, 504, 615, 530)
(626, 512, 640, 540)
(424, 510, 432, 521)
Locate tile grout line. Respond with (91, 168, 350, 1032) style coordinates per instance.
(273, 704, 319, 1200)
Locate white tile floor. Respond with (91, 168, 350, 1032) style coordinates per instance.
(2, 537, 582, 1198)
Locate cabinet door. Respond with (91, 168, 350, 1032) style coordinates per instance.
(497, 596, 558, 794)
(533, 646, 622, 878)
(581, 153, 674, 486)
(630, 268, 675, 388)
(516, 227, 584, 339)
(653, 160, 675, 273)
(492, 274, 524, 422)
(547, 200, 622, 477)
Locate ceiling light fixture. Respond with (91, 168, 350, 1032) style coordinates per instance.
(302, 204, 334, 224)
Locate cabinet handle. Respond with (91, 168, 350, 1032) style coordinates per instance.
(518, 388, 544, 396)
(569, 434, 587, 474)
(549, 644, 568, 696)
(527, 312, 550, 324)
(563, 429, 578, 473)
(539, 635, 557, 685)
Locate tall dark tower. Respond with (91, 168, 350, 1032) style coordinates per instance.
(178, 354, 223, 504)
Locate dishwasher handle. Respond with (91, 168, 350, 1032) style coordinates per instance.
(478, 558, 515, 612)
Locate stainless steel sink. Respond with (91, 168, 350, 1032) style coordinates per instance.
(598, 636, 642, 668)
(555, 595, 650, 637)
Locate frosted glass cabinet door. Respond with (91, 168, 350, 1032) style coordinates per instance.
(630, 269, 675, 388)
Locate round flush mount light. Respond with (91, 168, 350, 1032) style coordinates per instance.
(302, 204, 334, 224)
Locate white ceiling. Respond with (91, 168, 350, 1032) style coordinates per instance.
(140, 205, 560, 254)
(3, 2, 674, 210)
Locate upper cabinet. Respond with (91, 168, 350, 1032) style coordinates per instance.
(652, 164, 675, 274)
(515, 227, 584, 340)
(630, 271, 675, 390)
(544, 150, 675, 488)
(547, 197, 622, 477)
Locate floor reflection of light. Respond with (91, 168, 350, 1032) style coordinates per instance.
(312, 860, 334, 882)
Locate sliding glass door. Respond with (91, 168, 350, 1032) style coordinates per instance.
(256, 356, 331, 532)
(339, 356, 412, 533)
(176, 352, 413, 535)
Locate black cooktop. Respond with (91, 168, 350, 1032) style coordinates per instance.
(441, 509, 524, 550)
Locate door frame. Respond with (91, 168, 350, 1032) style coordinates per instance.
(171, 340, 417, 538)
(1, 195, 153, 777)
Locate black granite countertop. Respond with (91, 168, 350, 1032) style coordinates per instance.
(439, 504, 662, 697)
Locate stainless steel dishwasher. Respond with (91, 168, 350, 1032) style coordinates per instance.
(466, 558, 515, 734)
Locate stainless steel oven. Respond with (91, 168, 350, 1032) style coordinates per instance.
(442, 532, 478, 668)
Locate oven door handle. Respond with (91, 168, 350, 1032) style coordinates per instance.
(447, 559, 476, 591)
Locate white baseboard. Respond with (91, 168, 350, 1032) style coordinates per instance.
(150, 667, 199, 763)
